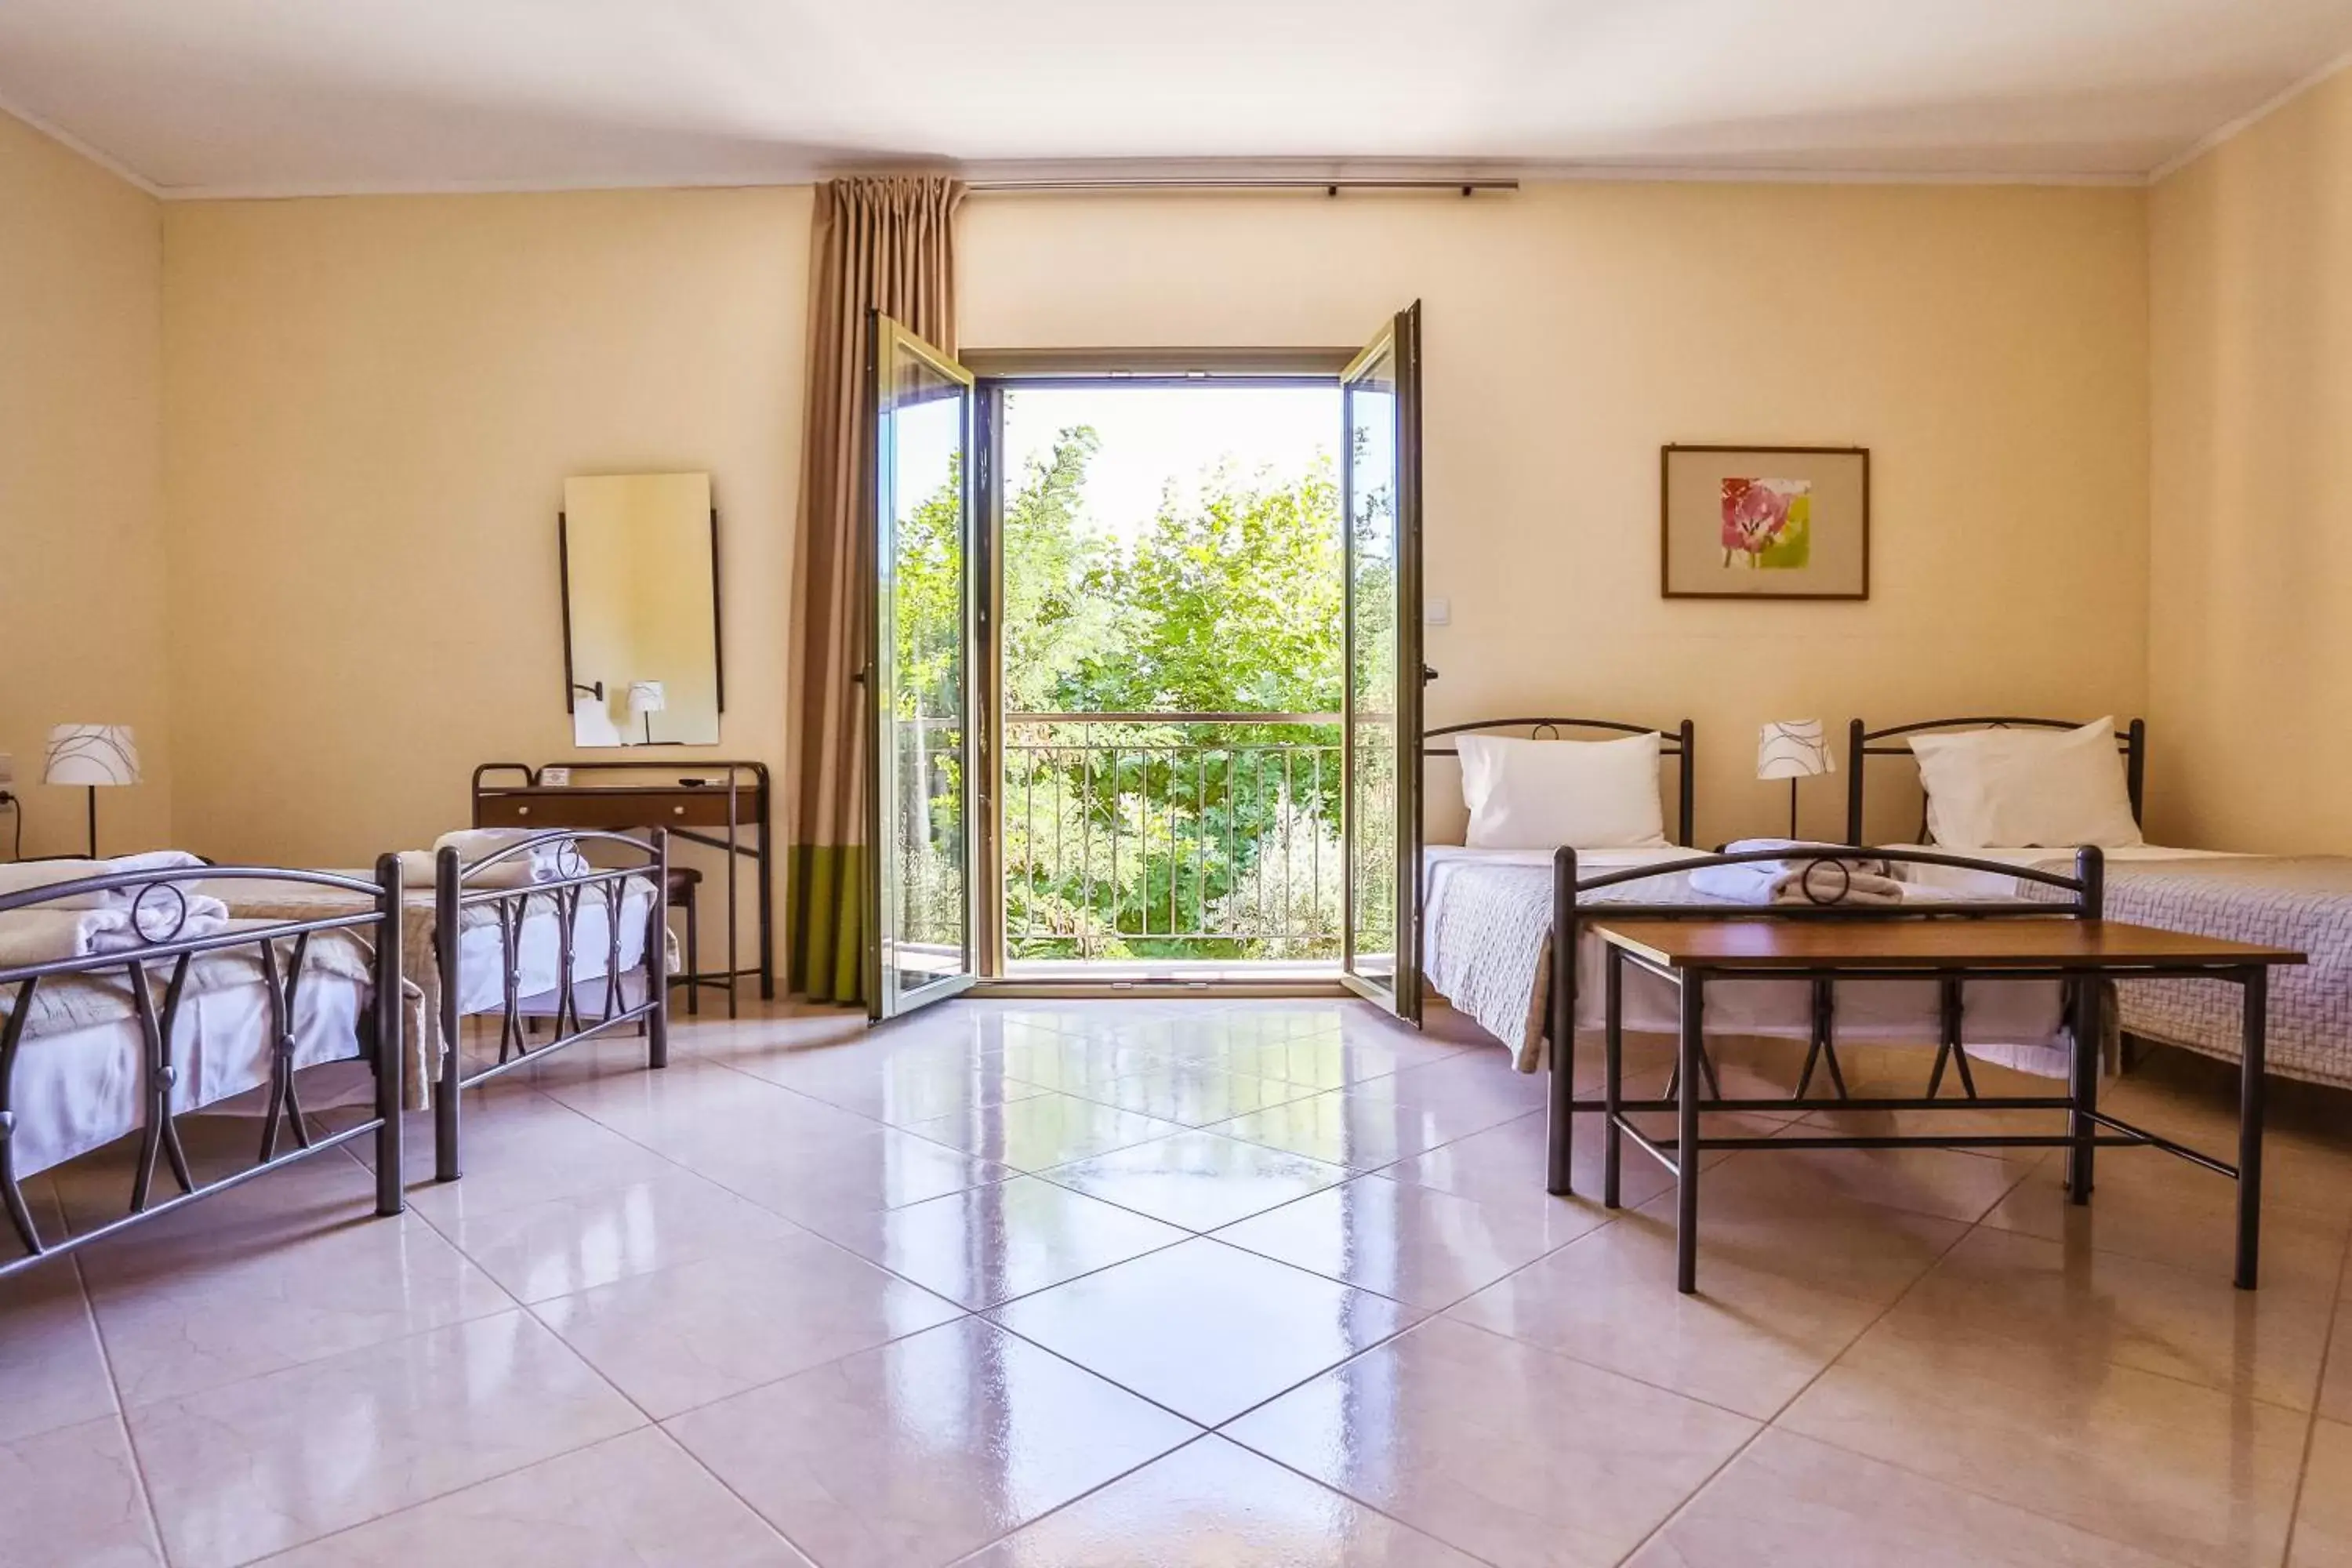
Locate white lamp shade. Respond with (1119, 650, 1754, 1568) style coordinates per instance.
(45, 724, 140, 786)
(1758, 720, 1834, 781)
(626, 681, 666, 717)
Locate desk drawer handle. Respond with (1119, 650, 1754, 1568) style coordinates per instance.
(673, 805, 686, 815)
(517, 805, 530, 817)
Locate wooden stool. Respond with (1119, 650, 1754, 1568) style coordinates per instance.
(666, 866, 702, 1015)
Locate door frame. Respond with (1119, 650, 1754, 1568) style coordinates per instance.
(1338, 304, 1425, 1022)
(864, 310, 981, 1021)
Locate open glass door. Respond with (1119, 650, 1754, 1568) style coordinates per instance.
(866, 313, 978, 1021)
(1340, 303, 1425, 1022)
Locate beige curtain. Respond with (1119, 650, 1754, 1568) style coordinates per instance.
(786, 176, 965, 1005)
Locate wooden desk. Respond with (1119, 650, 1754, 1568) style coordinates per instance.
(474, 761, 771, 1015)
(1570, 916, 2303, 1294)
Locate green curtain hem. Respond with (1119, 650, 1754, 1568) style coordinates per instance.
(787, 843, 866, 1007)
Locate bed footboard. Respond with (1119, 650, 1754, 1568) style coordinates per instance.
(432, 827, 669, 1182)
(0, 857, 405, 1278)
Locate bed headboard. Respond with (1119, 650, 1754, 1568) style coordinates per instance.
(1844, 715, 2145, 845)
(1422, 717, 1697, 847)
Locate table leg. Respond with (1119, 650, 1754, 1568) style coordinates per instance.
(2067, 975, 2101, 1204)
(1603, 946, 1623, 1209)
(2238, 966, 2269, 1290)
(1676, 971, 1704, 1295)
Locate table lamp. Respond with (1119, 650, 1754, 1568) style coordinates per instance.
(627, 681, 666, 745)
(45, 724, 140, 856)
(1757, 719, 1833, 839)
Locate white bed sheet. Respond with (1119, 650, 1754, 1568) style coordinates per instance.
(1421, 844, 2072, 1075)
(10, 965, 368, 1180)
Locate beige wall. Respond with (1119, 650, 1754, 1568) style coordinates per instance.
(2148, 65, 2352, 852)
(964, 183, 2151, 846)
(0, 111, 171, 856)
(153, 176, 2151, 913)
(163, 190, 810, 960)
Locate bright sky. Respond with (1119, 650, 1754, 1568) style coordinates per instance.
(1004, 385, 1341, 544)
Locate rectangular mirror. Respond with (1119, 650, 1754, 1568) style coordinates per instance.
(561, 472, 723, 746)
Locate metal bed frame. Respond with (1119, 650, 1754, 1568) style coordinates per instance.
(1544, 843, 2279, 1289)
(1845, 714, 2146, 845)
(0, 858, 406, 1277)
(432, 828, 670, 1181)
(1423, 717, 1697, 848)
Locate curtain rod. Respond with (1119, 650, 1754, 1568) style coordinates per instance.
(964, 176, 1518, 195)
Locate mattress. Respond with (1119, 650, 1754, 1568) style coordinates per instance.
(204, 876, 656, 1082)
(1901, 847, 2352, 1090)
(1419, 845, 2071, 1076)
(5, 945, 371, 1180)
(1886, 843, 2247, 899)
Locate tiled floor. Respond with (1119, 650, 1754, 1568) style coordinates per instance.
(7, 996, 2352, 1566)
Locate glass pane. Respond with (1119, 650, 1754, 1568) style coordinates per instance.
(1346, 347, 1399, 993)
(877, 334, 971, 1010)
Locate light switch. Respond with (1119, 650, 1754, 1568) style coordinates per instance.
(1424, 597, 1452, 626)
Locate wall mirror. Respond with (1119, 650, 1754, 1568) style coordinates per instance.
(561, 472, 723, 746)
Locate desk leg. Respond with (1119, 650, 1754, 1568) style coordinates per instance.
(2238, 966, 2268, 1290)
(2067, 976, 2101, 1204)
(1676, 971, 1704, 1295)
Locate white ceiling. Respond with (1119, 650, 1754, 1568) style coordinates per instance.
(3, 0, 2349, 196)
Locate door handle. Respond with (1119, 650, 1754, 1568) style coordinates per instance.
(1421, 664, 1440, 684)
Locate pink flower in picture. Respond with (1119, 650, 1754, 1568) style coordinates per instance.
(1720, 477, 1812, 568)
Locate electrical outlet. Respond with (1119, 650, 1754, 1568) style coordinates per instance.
(1424, 597, 1452, 626)
(0, 752, 13, 787)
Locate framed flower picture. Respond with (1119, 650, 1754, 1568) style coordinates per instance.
(1661, 445, 1869, 600)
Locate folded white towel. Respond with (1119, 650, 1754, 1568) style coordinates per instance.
(1691, 841, 1904, 906)
(0, 851, 210, 911)
(431, 829, 588, 882)
(0, 892, 230, 968)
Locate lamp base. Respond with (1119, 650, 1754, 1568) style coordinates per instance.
(85, 786, 100, 858)
(1788, 779, 1800, 840)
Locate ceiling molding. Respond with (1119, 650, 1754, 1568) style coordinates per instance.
(153, 154, 2148, 205)
(2146, 44, 2352, 183)
(0, 91, 161, 197)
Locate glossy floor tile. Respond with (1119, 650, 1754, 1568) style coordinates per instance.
(1040, 1127, 1352, 1232)
(6, 996, 2350, 1568)
(253, 1427, 814, 1566)
(1625, 1427, 2183, 1566)
(989, 1237, 1423, 1425)
(1228, 1316, 1759, 1568)
(668, 1317, 1196, 1568)
(532, 1228, 965, 1417)
(962, 1434, 1483, 1567)
(0, 1416, 166, 1568)
(808, 1174, 1189, 1309)
(128, 1309, 644, 1568)
(1214, 1171, 1603, 1310)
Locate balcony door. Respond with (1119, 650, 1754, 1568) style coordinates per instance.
(865, 313, 980, 1021)
(1340, 303, 1425, 1023)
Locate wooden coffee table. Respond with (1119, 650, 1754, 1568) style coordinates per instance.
(1566, 917, 2304, 1294)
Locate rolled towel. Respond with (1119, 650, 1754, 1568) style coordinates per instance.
(1690, 841, 1905, 906)
(432, 829, 589, 882)
(0, 851, 210, 911)
(0, 891, 230, 967)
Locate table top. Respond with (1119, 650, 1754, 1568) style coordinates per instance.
(1591, 917, 2305, 972)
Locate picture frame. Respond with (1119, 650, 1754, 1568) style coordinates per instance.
(1661, 445, 1869, 601)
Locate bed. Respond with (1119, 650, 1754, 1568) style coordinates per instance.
(0, 856, 405, 1276)
(205, 827, 670, 1180)
(1849, 715, 2352, 1089)
(1419, 717, 2073, 1081)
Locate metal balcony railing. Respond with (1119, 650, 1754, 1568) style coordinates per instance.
(1003, 712, 1345, 961)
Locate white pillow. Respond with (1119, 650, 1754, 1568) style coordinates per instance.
(1908, 718, 2143, 849)
(1458, 732, 1668, 851)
